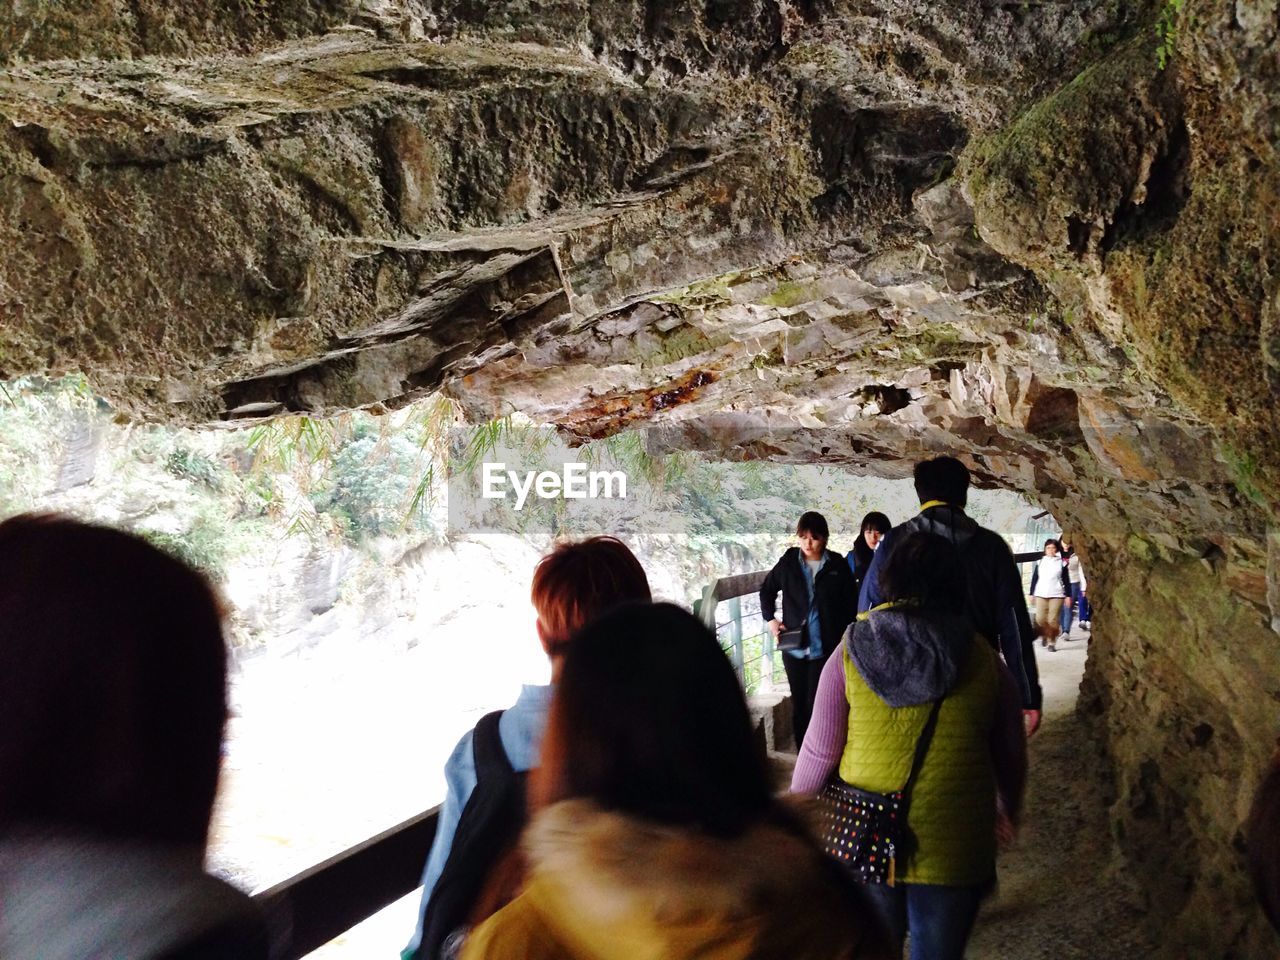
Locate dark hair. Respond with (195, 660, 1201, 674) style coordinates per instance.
(1248, 749, 1280, 931)
(1044, 539, 1060, 551)
(530, 537, 652, 651)
(851, 512, 892, 572)
(796, 511, 829, 540)
(913, 457, 970, 508)
(0, 514, 227, 846)
(876, 531, 967, 615)
(532, 602, 773, 837)
(861, 512, 892, 537)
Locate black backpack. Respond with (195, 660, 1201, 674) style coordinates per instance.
(413, 710, 529, 960)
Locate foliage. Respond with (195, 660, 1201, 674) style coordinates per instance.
(0, 379, 1039, 664)
(1155, 0, 1184, 70)
(140, 506, 234, 578)
(166, 446, 227, 491)
(1222, 443, 1265, 507)
(315, 433, 436, 538)
(0, 375, 101, 515)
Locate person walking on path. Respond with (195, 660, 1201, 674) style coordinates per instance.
(1063, 543, 1088, 633)
(1029, 539, 1071, 653)
(761, 512, 859, 751)
(404, 537, 652, 960)
(1056, 539, 1084, 637)
(859, 457, 1043, 736)
(793, 532, 1027, 960)
(462, 602, 888, 960)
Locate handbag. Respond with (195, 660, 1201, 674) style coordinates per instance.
(777, 626, 807, 651)
(817, 698, 943, 885)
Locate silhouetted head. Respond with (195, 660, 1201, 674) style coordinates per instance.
(532, 602, 772, 838)
(0, 514, 227, 847)
(913, 457, 970, 509)
(530, 536, 652, 657)
(876, 531, 967, 616)
(1248, 746, 1280, 932)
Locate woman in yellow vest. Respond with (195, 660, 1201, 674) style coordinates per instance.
(791, 532, 1028, 960)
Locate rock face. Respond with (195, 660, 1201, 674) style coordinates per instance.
(1, 1, 1278, 952)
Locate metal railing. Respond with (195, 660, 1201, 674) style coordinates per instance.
(696, 570, 786, 694)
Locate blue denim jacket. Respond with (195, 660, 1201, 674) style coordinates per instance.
(403, 684, 553, 958)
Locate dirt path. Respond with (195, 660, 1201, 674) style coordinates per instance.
(968, 624, 1155, 959)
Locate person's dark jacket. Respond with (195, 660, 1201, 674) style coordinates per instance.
(759, 548, 857, 659)
(858, 504, 1043, 712)
(846, 539, 875, 601)
(0, 833, 268, 960)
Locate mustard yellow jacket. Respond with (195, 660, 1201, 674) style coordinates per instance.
(462, 799, 880, 960)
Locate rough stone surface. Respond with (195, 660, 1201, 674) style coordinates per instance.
(1, 1, 1278, 952)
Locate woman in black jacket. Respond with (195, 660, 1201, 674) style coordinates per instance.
(759, 512, 858, 751)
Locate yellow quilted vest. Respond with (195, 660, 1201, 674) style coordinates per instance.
(838, 634, 998, 886)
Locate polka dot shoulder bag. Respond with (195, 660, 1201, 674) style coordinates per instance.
(817, 698, 943, 886)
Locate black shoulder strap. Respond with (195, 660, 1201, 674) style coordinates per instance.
(472, 710, 514, 781)
(415, 710, 526, 960)
(899, 698, 944, 812)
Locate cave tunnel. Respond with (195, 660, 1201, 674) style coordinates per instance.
(1, 0, 1278, 957)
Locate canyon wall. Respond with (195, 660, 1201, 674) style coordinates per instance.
(1, 1, 1278, 951)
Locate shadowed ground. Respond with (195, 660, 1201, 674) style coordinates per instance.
(970, 624, 1155, 959)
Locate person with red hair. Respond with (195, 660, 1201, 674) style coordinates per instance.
(461, 602, 887, 960)
(0, 514, 266, 960)
(405, 536, 652, 960)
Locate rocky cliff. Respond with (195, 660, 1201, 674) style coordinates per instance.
(1, 1, 1277, 952)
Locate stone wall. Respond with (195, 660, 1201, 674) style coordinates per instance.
(1, 0, 1277, 950)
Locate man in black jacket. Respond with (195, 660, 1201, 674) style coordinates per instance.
(760, 511, 858, 750)
(858, 457, 1044, 735)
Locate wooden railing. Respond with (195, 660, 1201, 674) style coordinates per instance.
(254, 806, 439, 960)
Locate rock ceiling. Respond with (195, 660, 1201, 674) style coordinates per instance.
(0, 0, 1276, 573)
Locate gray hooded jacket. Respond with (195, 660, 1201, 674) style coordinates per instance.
(846, 607, 974, 707)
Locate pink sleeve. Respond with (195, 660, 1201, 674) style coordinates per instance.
(789, 646, 850, 794)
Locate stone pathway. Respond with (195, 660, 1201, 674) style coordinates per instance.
(968, 623, 1155, 959)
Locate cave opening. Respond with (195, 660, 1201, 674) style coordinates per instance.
(0, 376, 1117, 956)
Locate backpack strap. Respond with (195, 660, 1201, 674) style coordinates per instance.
(472, 710, 514, 782)
(415, 710, 526, 960)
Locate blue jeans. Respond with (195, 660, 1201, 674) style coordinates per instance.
(863, 882, 985, 960)
(1061, 582, 1084, 634)
(1059, 591, 1073, 635)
